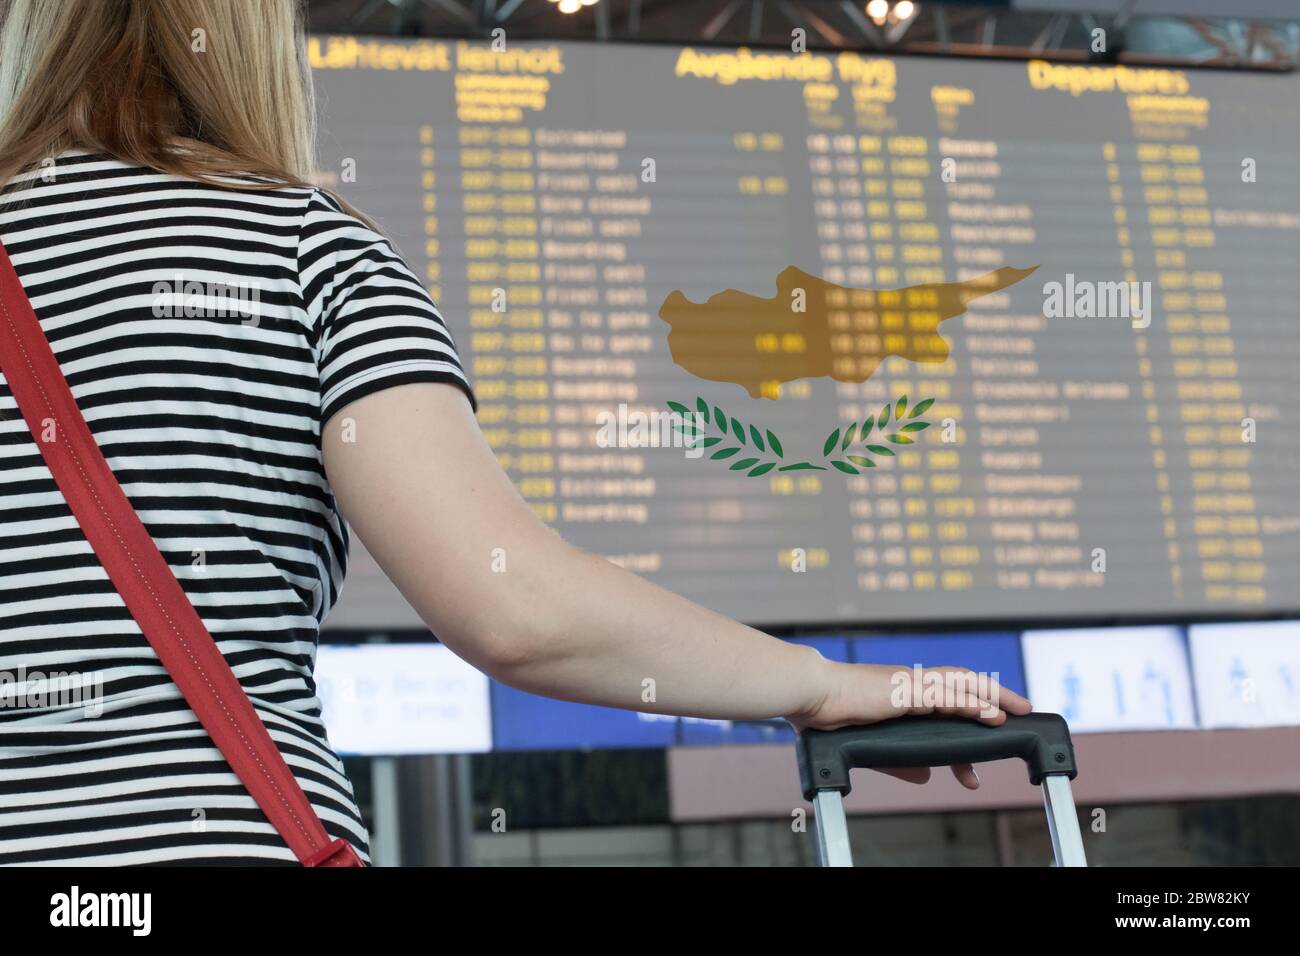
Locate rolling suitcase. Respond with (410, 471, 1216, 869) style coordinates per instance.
(796, 712, 1087, 866)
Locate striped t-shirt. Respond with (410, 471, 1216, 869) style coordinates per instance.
(0, 151, 474, 864)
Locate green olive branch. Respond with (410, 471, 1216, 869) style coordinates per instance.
(666, 394, 936, 478)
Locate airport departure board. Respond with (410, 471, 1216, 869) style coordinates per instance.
(311, 36, 1300, 629)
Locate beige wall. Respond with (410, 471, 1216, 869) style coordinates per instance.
(668, 727, 1300, 819)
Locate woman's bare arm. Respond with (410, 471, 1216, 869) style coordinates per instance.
(322, 383, 1031, 786)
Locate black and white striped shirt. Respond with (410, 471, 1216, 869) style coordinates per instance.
(0, 151, 474, 864)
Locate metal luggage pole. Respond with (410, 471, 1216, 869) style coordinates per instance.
(796, 712, 1087, 867)
(811, 790, 854, 867)
(1042, 773, 1087, 867)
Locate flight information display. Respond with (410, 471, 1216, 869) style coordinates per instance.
(311, 36, 1300, 629)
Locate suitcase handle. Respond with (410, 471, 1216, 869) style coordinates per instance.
(796, 712, 1077, 800)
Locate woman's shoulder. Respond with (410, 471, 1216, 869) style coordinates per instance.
(38, 148, 331, 203)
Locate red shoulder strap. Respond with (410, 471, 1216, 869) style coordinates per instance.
(0, 239, 362, 867)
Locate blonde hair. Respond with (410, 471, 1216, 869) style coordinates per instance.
(0, 0, 366, 220)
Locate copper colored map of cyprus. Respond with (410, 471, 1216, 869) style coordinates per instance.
(658, 265, 1039, 397)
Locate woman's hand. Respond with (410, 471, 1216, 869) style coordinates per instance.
(324, 383, 1033, 794)
(786, 662, 1034, 790)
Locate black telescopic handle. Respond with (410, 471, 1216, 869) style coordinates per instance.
(796, 712, 1078, 800)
